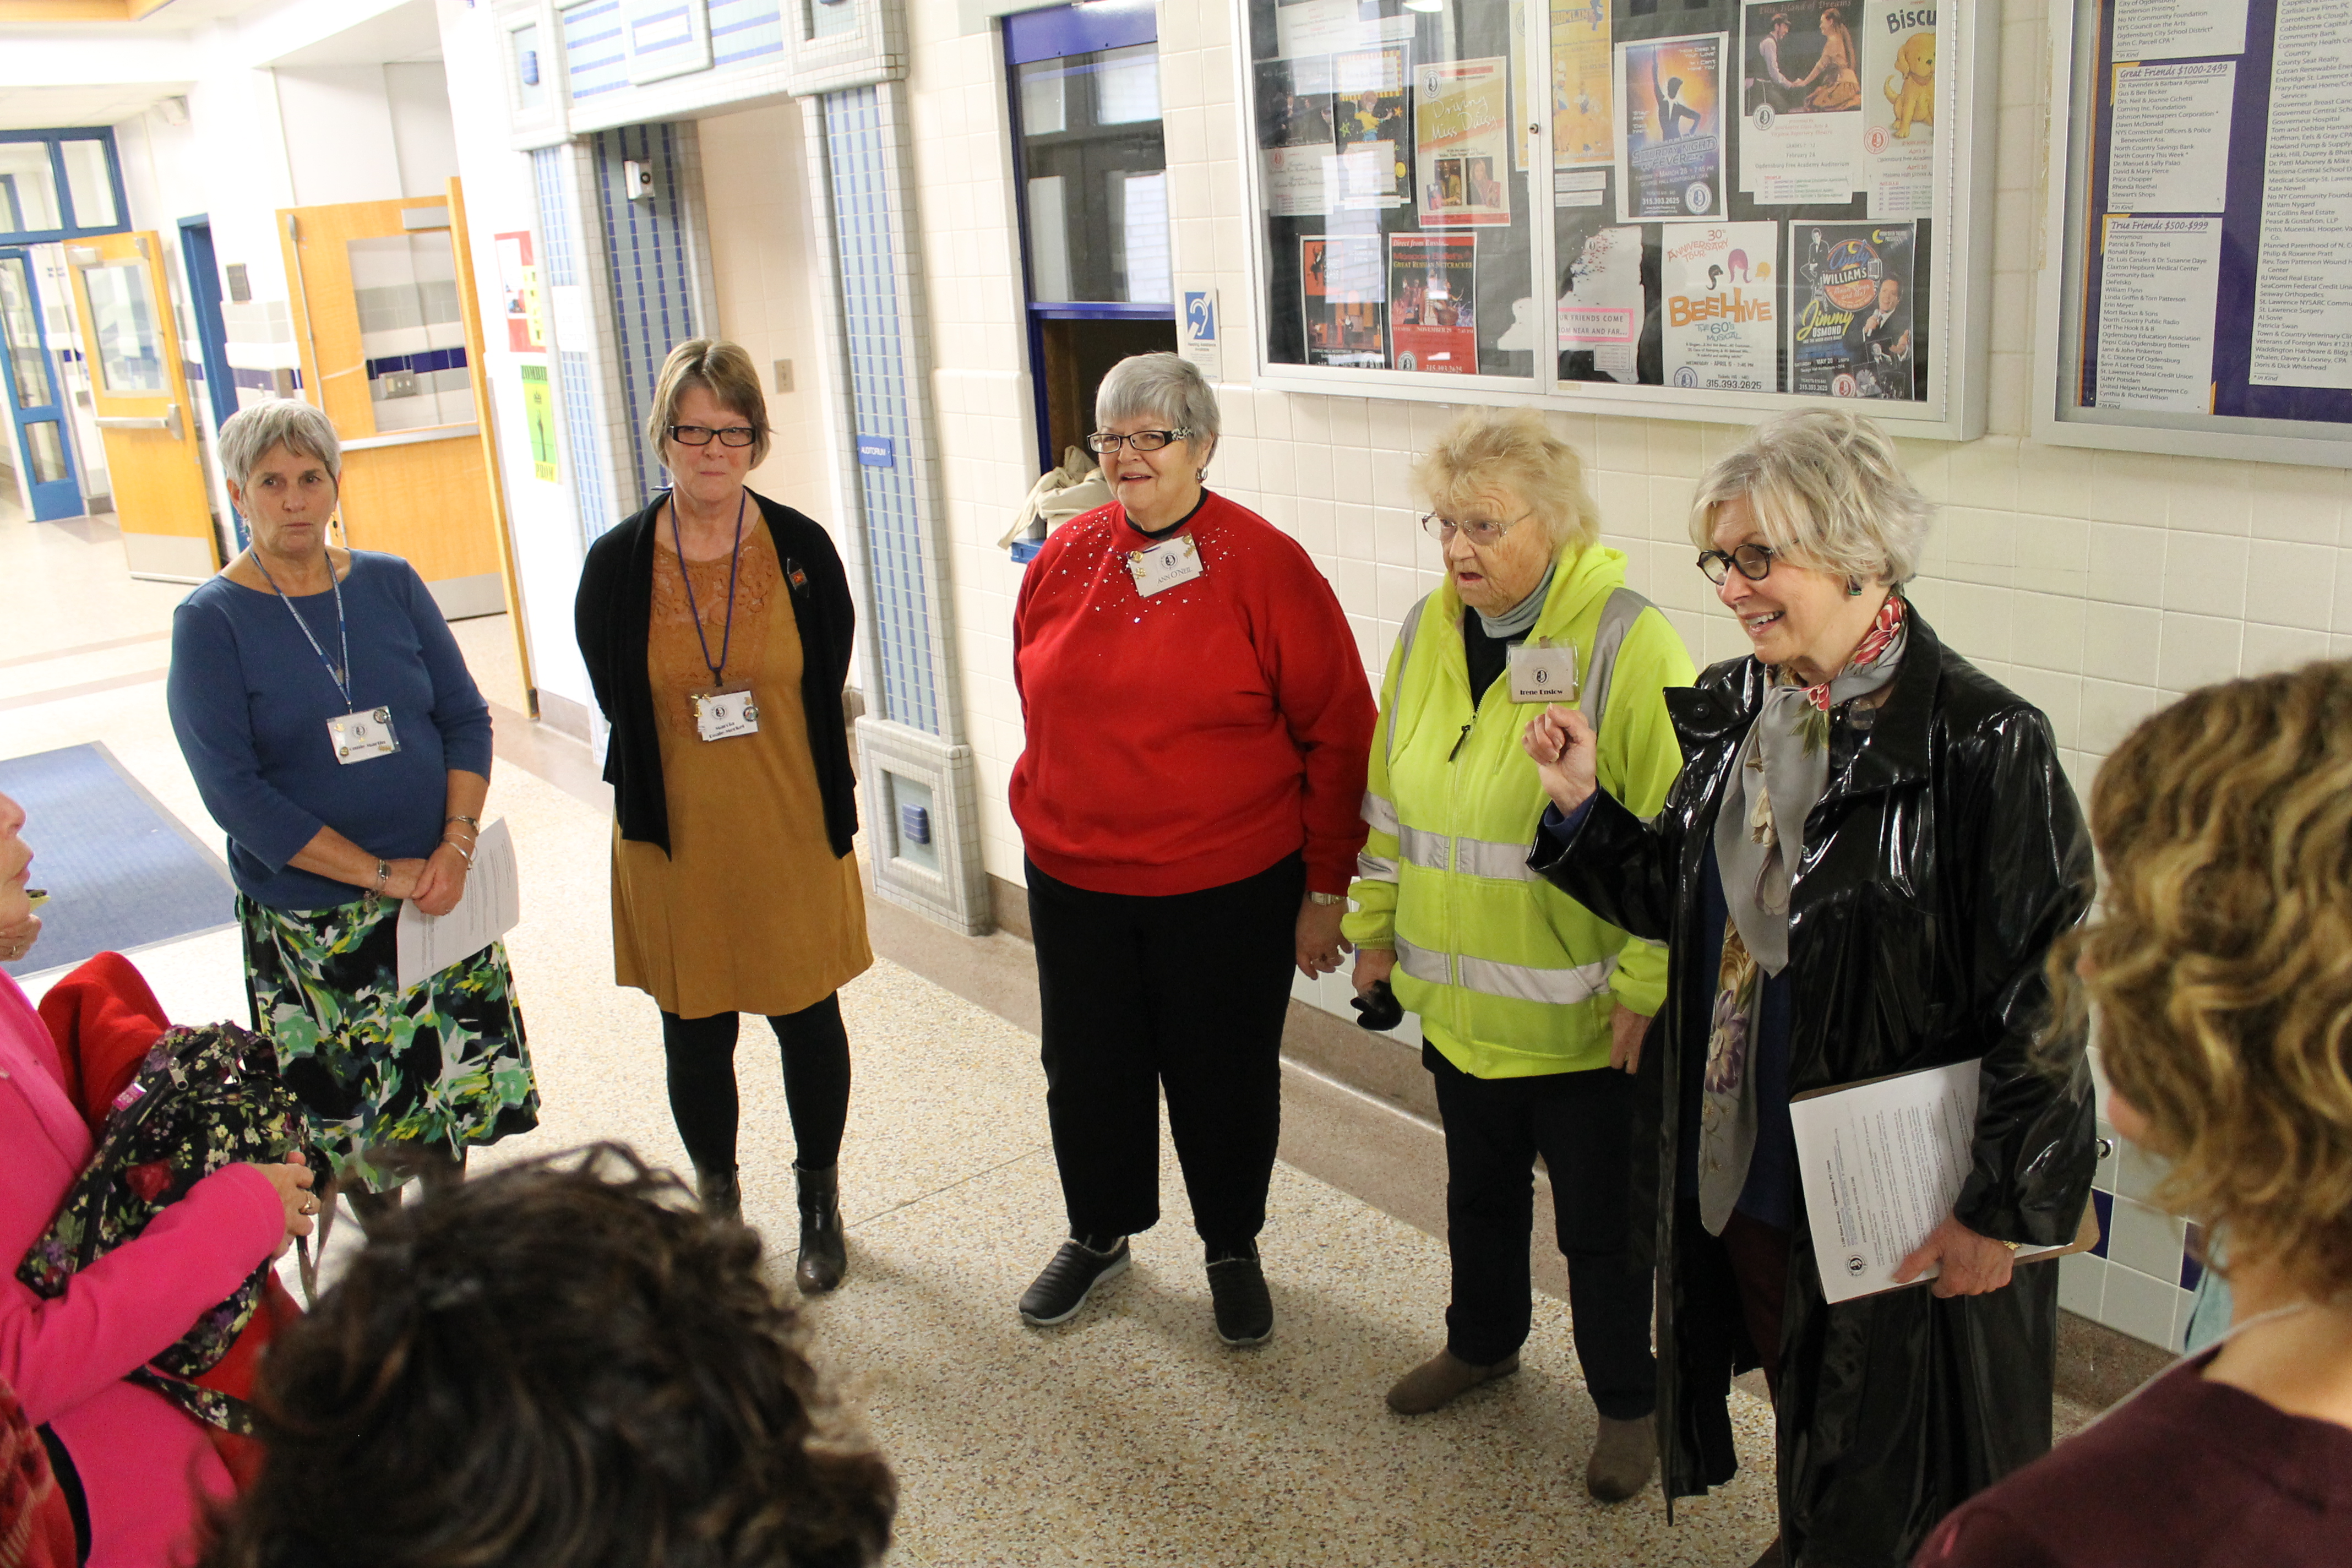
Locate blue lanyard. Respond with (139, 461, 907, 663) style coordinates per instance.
(670, 490, 748, 688)
(251, 551, 355, 709)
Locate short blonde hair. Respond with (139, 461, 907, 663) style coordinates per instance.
(1688, 410, 1930, 585)
(646, 339, 771, 470)
(1413, 407, 1598, 553)
(2050, 661, 2352, 1299)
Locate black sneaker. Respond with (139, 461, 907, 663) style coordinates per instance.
(1206, 1244, 1273, 1346)
(1018, 1236, 1130, 1326)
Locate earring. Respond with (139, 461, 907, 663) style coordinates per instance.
(1197, 469, 1208, 482)
(1847, 578, 1865, 596)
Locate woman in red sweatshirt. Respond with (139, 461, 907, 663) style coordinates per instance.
(1009, 353, 1375, 1347)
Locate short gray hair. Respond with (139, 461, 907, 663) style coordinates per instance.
(1095, 353, 1221, 445)
(219, 399, 341, 493)
(1689, 410, 1932, 585)
(1414, 407, 1598, 553)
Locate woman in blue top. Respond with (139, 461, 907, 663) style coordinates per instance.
(167, 400, 538, 1234)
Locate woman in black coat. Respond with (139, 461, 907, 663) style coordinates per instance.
(1522, 411, 2095, 1567)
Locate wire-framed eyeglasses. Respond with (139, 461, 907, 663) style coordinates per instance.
(1420, 510, 1534, 547)
(668, 424, 759, 448)
(1696, 542, 1778, 584)
(1086, 428, 1195, 453)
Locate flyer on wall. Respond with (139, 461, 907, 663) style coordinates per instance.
(1738, 0, 1861, 205)
(1257, 57, 1338, 216)
(2093, 215, 2223, 410)
(1788, 221, 1918, 398)
(1417, 57, 1514, 226)
(1558, 224, 1646, 381)
(1861, 0, 1936, 217)
(1662, 222, 1780, 390)
(1554, 0, 1615, 166)
(2247, 0, 2352, 391)
(1618, 34, 1728, 221)
(1389, 233, 1479, 373)
(1303, 234, 1389, 367)
(1276, 0, 1414, 60)
(1332, 45, 1413, 208)
(2106, 59, 2236, 215)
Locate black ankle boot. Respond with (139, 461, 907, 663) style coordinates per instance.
(794, 1162, 846, 1294)
(695, 1166, 741, 1223)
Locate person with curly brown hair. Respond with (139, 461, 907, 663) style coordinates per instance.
(1915, 661, 2352, 1567)
(200, 1144, 895, 1568)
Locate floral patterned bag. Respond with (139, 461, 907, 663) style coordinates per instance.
(15, 1021, 312, 1434)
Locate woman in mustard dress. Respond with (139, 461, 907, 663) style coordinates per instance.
(575, 339, 869, 1293)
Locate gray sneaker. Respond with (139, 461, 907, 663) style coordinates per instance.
(1019, 1236, 1130, 1326)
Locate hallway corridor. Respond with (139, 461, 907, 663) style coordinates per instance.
(1, 502, 1779, 1567)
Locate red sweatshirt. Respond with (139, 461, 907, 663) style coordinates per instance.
(1011, 490, 1375, 898)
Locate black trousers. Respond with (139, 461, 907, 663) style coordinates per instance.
(1026, 853, 1303, 1249)
(1429, 1046, 1658, 1421)
(659, 992, 852, 1175)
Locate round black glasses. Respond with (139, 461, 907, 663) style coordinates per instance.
(1696, 543, 1777, 584)
(669, 424, 759, 448)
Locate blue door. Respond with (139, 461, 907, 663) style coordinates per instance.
(0, 249, 83, 521)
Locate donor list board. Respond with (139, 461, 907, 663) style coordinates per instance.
(2041, 0, 2352, 462)
(1246, 0, 1985, 431)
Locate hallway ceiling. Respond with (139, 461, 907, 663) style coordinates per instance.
(0, 82, 192, 129)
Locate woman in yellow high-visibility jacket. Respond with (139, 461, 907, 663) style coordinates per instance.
(1346, 407, 1694, 1502)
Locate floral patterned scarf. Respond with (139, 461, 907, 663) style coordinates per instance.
(1696, 592, 1907, 1235)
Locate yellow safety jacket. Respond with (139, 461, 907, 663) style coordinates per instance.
(1343, 545, 1695, 1079)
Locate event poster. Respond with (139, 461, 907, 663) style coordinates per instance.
(1303, 235, 1389, 367)
(1862, 0, 1936, 217)
(1738, 0, 1861, 204)
(1554, 0, 1615, 166)
(1417, 57, 1513, 226)
(1257, 58, 1338, 216)
(1389, 234, 1479, 373)
(1619, 34, 1728, 220)
(519, 363, 557, 481)
(1788, 221, 1918, 398)
(494, 232, 546, 353)
(1559, 224, 1647, 380)
(1333, 45, 1413, 208)
(1663, 222, 1781, 390)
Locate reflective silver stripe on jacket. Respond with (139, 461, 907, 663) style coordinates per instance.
(1457, 951, 1618, 1006)
(1358, 850, 1400, 880)
(1398, 824, 1450, 871)
(1395, 939, 1618, 1005)
(1388, 826, 1536, 881)
(1363, 791, 1400, 835)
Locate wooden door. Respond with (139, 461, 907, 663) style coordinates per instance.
(63, 231, 218, 580)
(279, 184, 513, 623)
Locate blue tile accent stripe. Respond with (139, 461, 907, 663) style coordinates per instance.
(532, 148, 578, 287)
(364, 347, 470, 379)
(823, 85, 939, 737)
(591, 122, 698, 507)
(560, 349, 616, 540)
(707, 0, 786, 64)
(565, 0, 630, 97)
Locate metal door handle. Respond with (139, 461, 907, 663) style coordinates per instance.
(95, 402, 182, 438)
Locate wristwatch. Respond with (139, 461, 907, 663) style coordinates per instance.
(1307, 891, 1345, 906)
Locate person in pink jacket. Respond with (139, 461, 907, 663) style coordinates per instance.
(0, 790, 315, 1567)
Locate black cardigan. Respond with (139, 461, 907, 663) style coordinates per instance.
(574, 489, 860, 858)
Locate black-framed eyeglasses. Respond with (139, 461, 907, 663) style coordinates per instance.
(1422, 510, 1533, 547)
(1696, 543, 1778, 584)
(668, 424, 758, 448)
(1087, 428, 1194, 453)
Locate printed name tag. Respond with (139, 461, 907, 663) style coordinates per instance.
(328, 708, 401, 764)
(692, 687, 760, 742)
(1508, 641, 1578, 705)
(1126, 533, 1205, 597)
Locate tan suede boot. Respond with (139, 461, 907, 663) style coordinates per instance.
(1385, 1348, 1521, 1414)
(1585, 1412, 1657, 1502)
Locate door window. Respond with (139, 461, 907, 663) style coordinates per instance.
(81, 260, 166, 395)
(0, 255, 48, 409)
(1015, 42, 1172, 305)
(347, 233, 476, 432)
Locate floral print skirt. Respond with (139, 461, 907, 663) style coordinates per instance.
(238, 892, 540, 1192)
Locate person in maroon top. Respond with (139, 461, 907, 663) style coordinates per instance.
(1009, 353, 1375, 1347)
(1915, 660, 2352, 1567)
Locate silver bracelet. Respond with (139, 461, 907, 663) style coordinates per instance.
(372, 859, 389, 892)
(441, 836, 475, 865)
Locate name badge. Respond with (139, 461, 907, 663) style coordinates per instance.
(692, 686, 760, 742)
(328, 708, 401, 764)
(1126, 533, 1205, 597)
(1508, 640, 1578, 705)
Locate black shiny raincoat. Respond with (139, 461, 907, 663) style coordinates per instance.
(1531, 607, 2097, 1567)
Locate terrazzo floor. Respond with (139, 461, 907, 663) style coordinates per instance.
(3, 504, 1781, 1566)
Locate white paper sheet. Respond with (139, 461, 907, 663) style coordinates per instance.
(2110, 0, 2248, 62)
(1790, 1058, 2072, 1303)
(2096, 215, 2224, 410)
(2107, 61, 2236, 214)
(395, 819, 520, 992)
(2248, 0, 2352, 390)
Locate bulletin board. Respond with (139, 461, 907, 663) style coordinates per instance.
(1238, 0, 1999, 439)
(2032, 0, 2352, 466)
